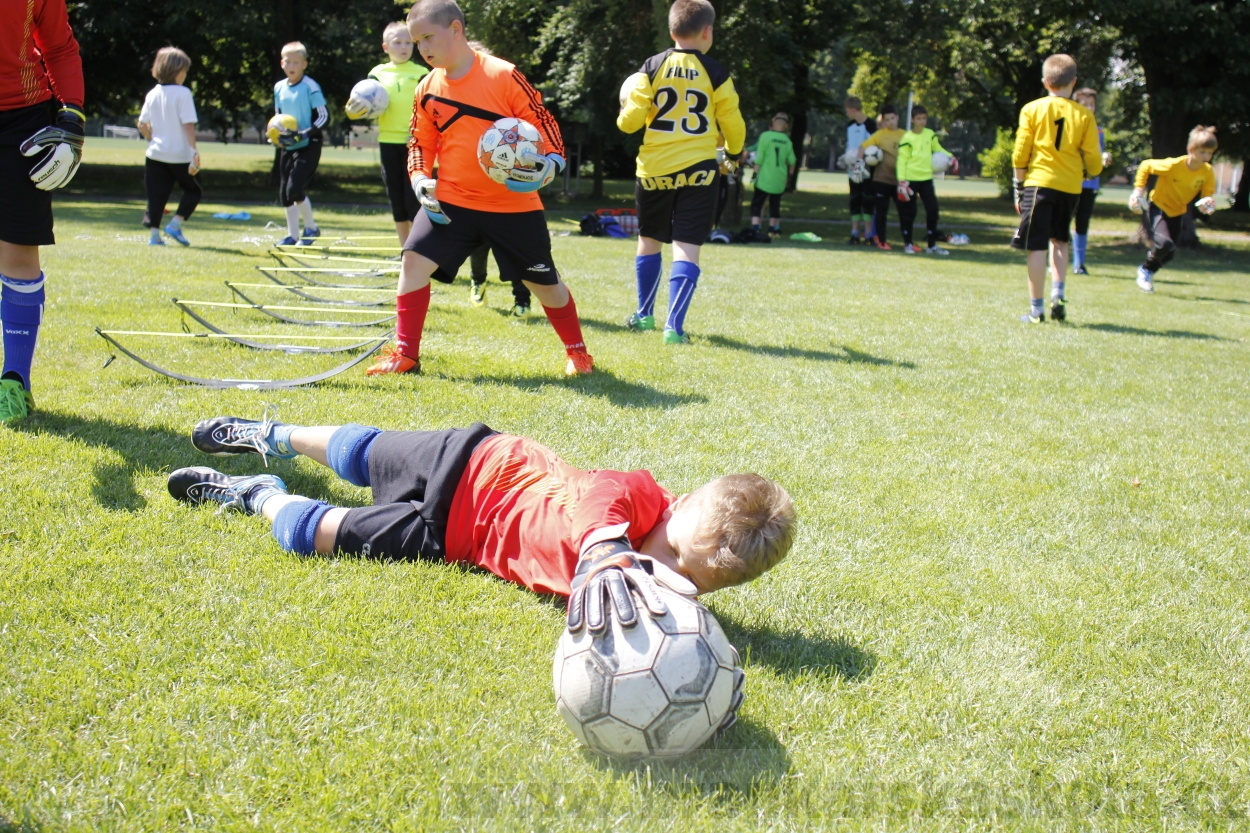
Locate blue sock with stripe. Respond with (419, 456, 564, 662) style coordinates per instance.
(1, 272, 45, 389)
(1072, 233, 1087, 268)
(665, 260, 700, 336)
(635, 253, 662, 318)
(272, 498, 333, 555)
(326, 423, 381, 487)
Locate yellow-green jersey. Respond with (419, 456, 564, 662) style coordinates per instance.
(617, 48, 746, 178)
(368, 60, 429, 144)
(1012, 95, 1102, 193)
(1134, 156, 1216, 218)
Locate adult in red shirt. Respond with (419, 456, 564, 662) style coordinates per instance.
(364, 0, 593, 380)
(166, 413, 797, 604)
(0, 0, 86, 422)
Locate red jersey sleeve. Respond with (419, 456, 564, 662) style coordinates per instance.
(508, 68, 565, 159)
(570, 471, 670, 553)
(34, 0, 83, 107)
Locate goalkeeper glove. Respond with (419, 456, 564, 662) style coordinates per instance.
(1012, 177, 1024, 215)
(188, 150, 201, 176)
(1128, 190, 1146, 212)
(411, 176, 450, 224)
(716, 147, 739, 175)
(1196, 196, 1217, 215)
(1101, 150, 1113, 169)
(505, 150, 564, 193)
(896, 180, 913, 202)
(344, 95, 370, 120)
(566, 539, 669, 635)
(20, 105, 85, 191)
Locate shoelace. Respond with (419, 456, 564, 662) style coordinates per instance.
(186, 479, 246, 514)
(211, 403, 279, 467)
(0, 383, 28, 419)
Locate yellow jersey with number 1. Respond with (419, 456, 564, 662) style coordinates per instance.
(617, 48, 745, 178)
(1012, 95, 1102, 194)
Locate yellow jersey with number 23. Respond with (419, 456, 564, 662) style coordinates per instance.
(618, 48, 746, 179)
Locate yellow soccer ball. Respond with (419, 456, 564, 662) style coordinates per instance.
(266, 113, 299, 146)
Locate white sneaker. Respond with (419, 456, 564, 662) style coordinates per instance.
(947, 233, 970, 245)
(1136, 266, 1155, 293)
(903, 244, 920, 254)
(925, 246, 950, 256)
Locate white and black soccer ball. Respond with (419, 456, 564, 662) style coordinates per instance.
(478, 117, 547, 185)
(346, 79, 389, 119)
(619, 72, 647, 108)
(862, 145, 884, 167)
(931, 151, 952, 173)
(553, 584, 741, 758)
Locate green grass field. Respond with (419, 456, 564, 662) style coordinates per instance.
(3, 148, 1250, 830)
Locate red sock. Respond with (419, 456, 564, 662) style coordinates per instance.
(542, 290, 587, 353)
(395, 285, 430, 359)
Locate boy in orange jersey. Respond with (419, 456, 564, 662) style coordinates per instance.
(1128, 126, 1219, 294)
(365, 0, 592, 378)
(1010, 54, 1102, 324)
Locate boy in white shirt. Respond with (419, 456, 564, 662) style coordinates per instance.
(137, 47, 200, 246)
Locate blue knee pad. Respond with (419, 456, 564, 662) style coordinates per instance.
(326, 423, 381, 487)
(272, 498, 333, 555)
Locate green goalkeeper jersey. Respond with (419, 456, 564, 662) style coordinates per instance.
(896, 127, 950, 183)
(753, 129, 796, 194)
(368, 60, 429, 144)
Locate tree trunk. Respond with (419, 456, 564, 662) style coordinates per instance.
(591, 131, 604, 199)
(787, 63, 810, 193)
(1139, 53, 1200, 157)
(1234, 168, 1250, 212)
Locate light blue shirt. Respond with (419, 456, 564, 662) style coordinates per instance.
(274, 76, 326, 150)
(1082, 126, 1105, 190)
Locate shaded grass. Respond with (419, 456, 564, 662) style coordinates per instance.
(1, 192, 1249, 831)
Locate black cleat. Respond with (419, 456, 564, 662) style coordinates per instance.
(1073, 265, 1089, 275)
(192, 415, 296, 464)
(168, 466, 287, 515)
(1050, 297, 1066, 322)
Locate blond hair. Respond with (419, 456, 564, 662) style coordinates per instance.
(1042, 54, 1077, 90)
(689, 474, 796, 587)
(382, 21, 409, 41)
(1188, 125, 1218, 151)
(152, 46, 191, 85)
(1073, 87, 1098, 105)
(670, 0, 715, 38)
(281, 41, 308, 60)
(408, 0, 465, 30)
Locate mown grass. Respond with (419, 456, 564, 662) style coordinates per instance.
(1, 155, 1249, 831)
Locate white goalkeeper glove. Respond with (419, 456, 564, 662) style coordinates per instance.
(188, 150, 201, 176)
(896, 180, 913, 202)
(1128, 189, 1146, 212)
(411, 175, 449, 224)
(1101, 150, 1113, 168)
(20, 105, 86, 191)
(1012, 177, 1024, 215)
(566, 539, 670, 635)
(506, 150, 564, 193)
(1196, 196, 1217, 215)
(344, 95, 370, 120)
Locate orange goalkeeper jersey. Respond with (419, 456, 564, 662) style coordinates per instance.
(407, 51, 565, 213)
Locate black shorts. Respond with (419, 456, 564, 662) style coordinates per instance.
(380, 142, 419, 223)
(1011, 186, 1076, 251)
(0, 101, 56, 247)
(279, 138, 322, 206)
(1073, 187, 1097, 235)
(635, 160, 719, 245)
(848, 178, 870, 215)
(750, 188, 782, 220)
(334, 424, 498, 562)
(403, 202, 560, 286)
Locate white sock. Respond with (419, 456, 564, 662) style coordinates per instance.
(299, 198, 315, 230)
(285, 205, 300, 239)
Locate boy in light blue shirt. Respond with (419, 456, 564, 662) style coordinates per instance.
(273, 42, 328, 246)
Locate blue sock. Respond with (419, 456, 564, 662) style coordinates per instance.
(272, 498, 333, 555)
(1052, 280, 1065, 301)
(634, 253, 661, 318)
(665, 260, 701, 336)
(1031, 298, 1045, 318)
(1072, 233, 1087, 267)
(269, 422, 297, 458)
(1, 273, 45, 389)
(326, 423, 381, 487)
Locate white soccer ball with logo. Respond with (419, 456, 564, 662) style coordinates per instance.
(345, 79, 389, 120)
(931, 151, 952, 173)
(553, 583, 742, 759)
(862, 145, 884, 166)
(478, 117, 547, 185)
(619, 72, 647, 108)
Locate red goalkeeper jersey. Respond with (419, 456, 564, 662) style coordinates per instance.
(0, 0, 83, 112)
(406, 51, 564, 213)
(444, 434, 674, 596)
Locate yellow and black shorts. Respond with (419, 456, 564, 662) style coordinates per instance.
(635, 159, 719, 245)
